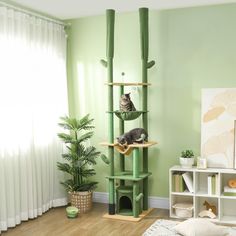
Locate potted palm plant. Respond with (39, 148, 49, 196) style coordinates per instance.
(179, 149, 195, 168)
(57, 114, 108, 213)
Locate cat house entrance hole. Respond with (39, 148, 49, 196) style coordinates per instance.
(119, 196, 133, 215)
(116, 186, 133, 216)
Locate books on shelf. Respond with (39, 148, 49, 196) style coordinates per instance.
(172, 172, 194, 193)
(182, 172, 194, 193)
(224, 186, 236, 196)
(207, 174, 219, 195)
(224, 186, 236, 193)
(172, 173, 185, 192)
(224, 192, 236, 196)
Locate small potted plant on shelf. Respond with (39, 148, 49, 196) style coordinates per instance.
(57, 114, 108, 213)
(179, 150, 195, 168)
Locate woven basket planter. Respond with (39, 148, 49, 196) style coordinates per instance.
(69, 191, 93, 213)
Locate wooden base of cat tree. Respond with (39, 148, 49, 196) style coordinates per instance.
(103, 208, 154, 222)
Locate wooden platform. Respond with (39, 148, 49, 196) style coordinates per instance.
(100, 141, 157, 148)
(103, 208, 154, 222)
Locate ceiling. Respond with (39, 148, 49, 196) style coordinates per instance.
(8, 0, 236, 20)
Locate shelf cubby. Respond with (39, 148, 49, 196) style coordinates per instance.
(170, 195, 194, 219)
(220, 173, 236, 195)
(195, 171, 219, 196)
(195, 196, 218, 219)
(220, 198, 236, 223)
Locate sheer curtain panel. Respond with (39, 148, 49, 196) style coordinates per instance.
(0, 6, 68, 232)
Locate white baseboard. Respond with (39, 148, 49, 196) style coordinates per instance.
(148, 196, 169, 209)
(93, 192, 169, 209)
(53, 197, 68, 207)
(93, 191, 109, 204)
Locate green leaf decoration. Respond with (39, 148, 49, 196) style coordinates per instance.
(147, 60, 155, 69)
(101, 154, 110, 164)
(100, 59, 108, 67)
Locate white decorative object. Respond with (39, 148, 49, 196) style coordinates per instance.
(197, 156, 207, 169)
(169, 165, 236, 224)
(179, 157, 194, 168)
(173, 218, 229, 236)
(201, 88, 236, 168)
(198, 210, 216, 219)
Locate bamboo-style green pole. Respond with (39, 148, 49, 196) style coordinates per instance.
(119, 85, 125, 186)
(139, 7, 155, 211)
(106, 9, 115, 215)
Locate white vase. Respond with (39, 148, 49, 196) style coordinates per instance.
(179, 157, 194, 168)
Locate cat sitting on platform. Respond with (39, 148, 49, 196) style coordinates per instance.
(119, 93, 136, 112)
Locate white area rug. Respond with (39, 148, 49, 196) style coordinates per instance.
(142, 219, 236, 236)
(142, 219, 180, 236)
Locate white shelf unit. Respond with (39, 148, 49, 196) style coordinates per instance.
(169, 165, 236, 224)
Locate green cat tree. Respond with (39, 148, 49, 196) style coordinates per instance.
(101, 8, 157, 221)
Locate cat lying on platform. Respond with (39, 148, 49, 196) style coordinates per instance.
(117, 128, 148, 146)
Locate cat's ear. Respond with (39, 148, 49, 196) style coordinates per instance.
(126, 93, 131, 98)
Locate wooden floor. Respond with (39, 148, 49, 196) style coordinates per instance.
(2, 203, 169, 236)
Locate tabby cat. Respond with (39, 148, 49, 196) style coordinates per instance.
(119, 93, 136, 112)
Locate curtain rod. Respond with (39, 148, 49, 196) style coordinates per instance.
(0, 1, 68, 27)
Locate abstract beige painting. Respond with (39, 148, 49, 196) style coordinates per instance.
(201, 88, 236, 168)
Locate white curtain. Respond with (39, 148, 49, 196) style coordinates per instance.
(0, 6, 68, 233)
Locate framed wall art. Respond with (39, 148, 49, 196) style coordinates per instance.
(201, 88, 236, 169)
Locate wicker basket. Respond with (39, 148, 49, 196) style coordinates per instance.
(69, 191, 92, 213)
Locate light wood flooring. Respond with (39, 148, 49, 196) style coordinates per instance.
(2, 203, 169, 236)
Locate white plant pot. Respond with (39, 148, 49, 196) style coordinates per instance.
(179, 157, 194, 168)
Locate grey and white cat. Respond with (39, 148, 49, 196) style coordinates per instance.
(117, 128, 148, 145)
(119, 93, 136, 112)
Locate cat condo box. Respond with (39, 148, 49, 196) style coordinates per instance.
(172, 202, 193, 218)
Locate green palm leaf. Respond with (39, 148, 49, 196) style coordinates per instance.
(78, 114, 94, 131)
(75, 131, 94, 144)
(57, 162, 72, 175)
(58, 133, 73, 143)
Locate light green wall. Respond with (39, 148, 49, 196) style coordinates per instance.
(66, 3, 236, 197)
